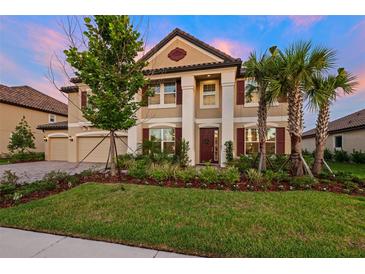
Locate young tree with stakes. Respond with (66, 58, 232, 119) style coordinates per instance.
(64, 16, 149, 176)
(8, 116, 35, 154)
(269, 41, 335, 176)
(243, 47, 278, 172)
(306, 68, 357, 175)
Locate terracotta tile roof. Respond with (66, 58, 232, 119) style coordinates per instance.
(140, 28, 242, 63)
(143, 60, 242, 76)
(303, 108, 365, 138)
(0, 84, 68, 116)
(37, 121, 68, 130)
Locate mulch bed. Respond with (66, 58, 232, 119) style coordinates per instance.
(1, 172, 364, 209)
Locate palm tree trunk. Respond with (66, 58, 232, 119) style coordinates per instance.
(258, 93, 267, 172)
(288, 87, 304, 176)
(110, 130, 116, 176)
(312, 101, 330, 175)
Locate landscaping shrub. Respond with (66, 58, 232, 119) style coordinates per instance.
(149, 164, 171, 181)
(268, 154, 290, 171)
(262, 170, 290, 183)
(79, 168, 95, 177)
(19, 180, 57, 196)
(224, 141, 234, 164)
(290, 176, 316, 189)
(343, 181, 359, 192)
(219, 166, 240, 185)
(198, 164, 219, 184)
(0, 170, 19, 185)
(177, 139, 190, 168)
(43, 170, 70, 183)
(117, 154, 135, 169)
(175, 167, 197, 183)
(246, 168, 263, 184)
(334, 150, 350, 162)
(9, 152, 45, 163)
(128, 159, 150, 179)
(232, 155, 255, 173)
(0, 183, 16, 195)
(351, 150, 365, 164)
(324, 148, 333, 161)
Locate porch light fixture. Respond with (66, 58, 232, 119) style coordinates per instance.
(43, 137, 48, 142)
(68, 136, 74, 142)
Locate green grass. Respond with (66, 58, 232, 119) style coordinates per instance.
(1, 183, 364, 257)
(330, 162, 365, 179)
(0, 158, 10, 165)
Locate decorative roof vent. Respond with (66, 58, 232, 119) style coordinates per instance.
(168, 47, 187, 62)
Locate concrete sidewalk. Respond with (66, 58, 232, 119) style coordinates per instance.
(0, 227, 196, 258)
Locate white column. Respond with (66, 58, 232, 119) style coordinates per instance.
(221, 71, 235, 166)
(127, 94, 140, 155)
(181, 75, 195, 165)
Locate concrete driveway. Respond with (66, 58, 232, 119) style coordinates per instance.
(0, 161, 103, 184)
(0, 227, 195, 258)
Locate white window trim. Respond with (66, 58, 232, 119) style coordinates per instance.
(244, 127, 276, 155)
(200, 79, 219, 109)
(148, 82, 177, 109)
(243, 79, 279, 107)
(48, 114, 56, 123)
(333, 134, 343, 150)
(149, 128, 175, 153)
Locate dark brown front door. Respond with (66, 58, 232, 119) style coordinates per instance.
(200, 128, 219, 163)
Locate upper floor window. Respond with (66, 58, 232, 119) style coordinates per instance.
(245, 128, 276, 154)
(245, 79, 259, 104)
(149, 128, 175, 154)
(148, 82, 176, 107)
(49, 114, 56, 123)
(200, 80, 219, 108)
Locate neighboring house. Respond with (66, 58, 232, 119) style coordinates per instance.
(0, 84, 68, 156)
(39, 28, 290, 165)
(302, 108, 365, 153)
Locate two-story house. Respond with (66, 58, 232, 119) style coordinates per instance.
(38, 28, 290, 165)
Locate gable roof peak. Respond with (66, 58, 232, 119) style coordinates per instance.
(140, 27, 241, 63)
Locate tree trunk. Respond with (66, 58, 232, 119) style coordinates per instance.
(312, 101, 330, 176)
(258, 93, 268, 172)
(110, 130, 116, 176)
(288, 87, 304, 176)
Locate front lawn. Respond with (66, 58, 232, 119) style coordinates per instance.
(0, 158, 10, 165)
(0, 183, 364, 257)
(330, 162, 365, 179)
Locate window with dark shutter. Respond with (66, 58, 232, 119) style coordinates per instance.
(236, 80, 245, 105)
(142, 128, 149, 154)
(175, 127, 182, 154)
(176, 80, 182, 105)
(236, 128, 245, 156)
(276, 127, 285, 154)
(81, 91, 87, 108)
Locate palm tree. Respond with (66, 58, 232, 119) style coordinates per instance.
(269, 41, 335, 176)
(243, 47, 278, 172)
(306, 68, 357, 175)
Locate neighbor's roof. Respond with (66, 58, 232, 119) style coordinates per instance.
(0, 84, 68, 116)
(303, 108, 365, 138)
(37, 121, 68, 130)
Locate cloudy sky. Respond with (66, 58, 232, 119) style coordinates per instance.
(0, 15, 364, 130)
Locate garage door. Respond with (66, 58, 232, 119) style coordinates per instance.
(49, 137, 68, 161)
(77, 136, 127, 163)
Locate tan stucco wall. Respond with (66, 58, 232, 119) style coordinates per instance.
(145, 37, 221, 70)
(302, 129, 365, 153)
(0, 103, 67, 155)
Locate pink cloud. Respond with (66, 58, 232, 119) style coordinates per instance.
(210, 38, 252, 59)
(288, 16, 324, 28)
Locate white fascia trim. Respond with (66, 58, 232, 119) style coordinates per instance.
(141, 117, 182, 124)
(76, 131, 127, 137)
(68, 121, 93, 128)
(195, 118, 222, 124)
(147, 36, 224, 63)
(198, 123, 220, 128)
(233, 116, 288, 123)
(47, 133, 68, 138)
(148, 123, 177, 128)
(148, 104, 177, 109)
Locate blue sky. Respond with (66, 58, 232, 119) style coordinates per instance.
(0, 15, 364, 130)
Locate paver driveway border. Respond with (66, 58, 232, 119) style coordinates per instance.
(0, 161, 104, 183)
